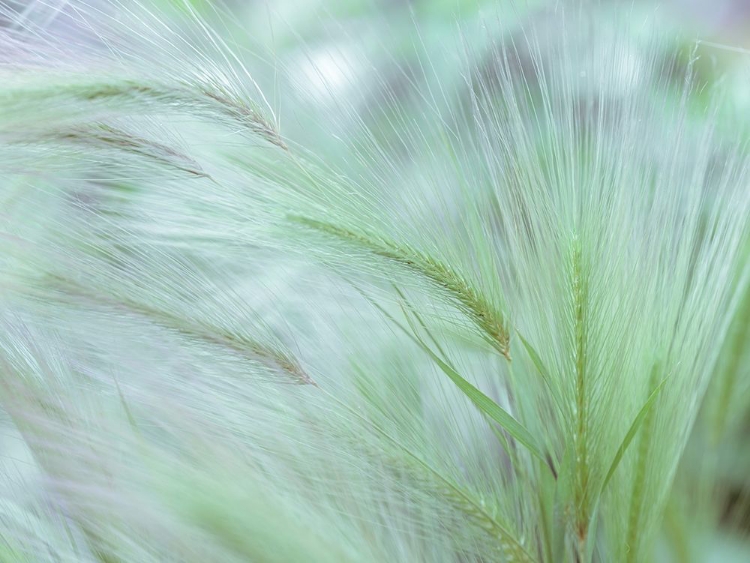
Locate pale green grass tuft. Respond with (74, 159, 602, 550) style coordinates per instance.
(1, 1, 750, 562)
(293, 216, 511, 360)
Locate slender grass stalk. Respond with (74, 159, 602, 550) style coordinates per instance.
(329, 390, 535, 563)
(570, 239, 590, 551)
(47, 125, 209, 179)
(45, 275, 315, 385)
(293, 216, 511, 359)
(625, 362, 661, 563)
(2, 78, 286, 149)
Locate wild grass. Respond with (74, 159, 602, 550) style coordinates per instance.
(1, 1, 750, 562)
(293, 216, 511, 359)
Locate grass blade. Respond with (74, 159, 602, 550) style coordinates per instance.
(416, 337, 547, 464)
(358, 286, 546, 464)
(600, 376, 668, 494)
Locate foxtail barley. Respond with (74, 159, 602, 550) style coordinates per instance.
(1, 1, 749, 561)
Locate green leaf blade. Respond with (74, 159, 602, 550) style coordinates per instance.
(419, 342, 547, 464)
(601, 376, 669, 494)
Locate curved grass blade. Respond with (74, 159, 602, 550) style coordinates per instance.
(360, 287, 546, 464)
(516, 330, 565, 420)
(415, 334, 547, 464)
(600, 376, 669, 494)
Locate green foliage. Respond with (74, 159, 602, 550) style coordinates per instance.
(1, 1, 750, 562)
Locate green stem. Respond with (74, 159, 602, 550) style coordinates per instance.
(572, 241, 590, 548)
(625, 362, 660, 563)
